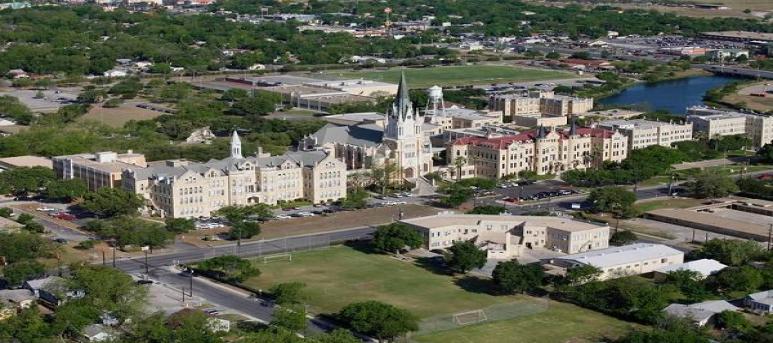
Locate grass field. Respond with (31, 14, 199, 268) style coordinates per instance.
(80, 101, 166, 128)
(243, 244, 524, 318)
(318, 65, 576, 89)
(411, 301, 637, 343)
(242, 244, 638, 343)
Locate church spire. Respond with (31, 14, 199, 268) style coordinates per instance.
(395, 71, 410, 117)
(569, 117, 578, 136)
(230, 130, 243, 159)
(536, 125, 547, 139)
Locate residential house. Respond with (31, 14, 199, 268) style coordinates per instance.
(663, 300, 739, 327)
(745, 290, 773, 314)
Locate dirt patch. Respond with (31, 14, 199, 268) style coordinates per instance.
(80, 101, 168, 127)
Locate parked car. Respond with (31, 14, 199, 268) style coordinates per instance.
(275, 214, 292, 220)
(54, 212, 76, 221)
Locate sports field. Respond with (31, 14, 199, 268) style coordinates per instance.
(242, 245, 637, 342)
(319, 65, 576, 89)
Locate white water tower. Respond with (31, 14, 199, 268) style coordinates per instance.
(426, 85, 445, 115)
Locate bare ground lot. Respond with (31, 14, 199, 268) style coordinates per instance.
(80, 101, 169, 127)
(723, 81, 773, 113)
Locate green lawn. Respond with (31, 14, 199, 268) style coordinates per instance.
(318, 65, 576, 89)
(243, 244, 525, 318)
(411, 301, 638, 343)
(243, 245, 638, 343)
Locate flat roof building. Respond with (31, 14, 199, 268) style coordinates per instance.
(400, 212, 610, 259)
(598, 119, 693, 151)
(654, 258, 727, 280)
(53, 151, 147, 191)
(0, 155, 52, 171)
(687, 106, 773, 148)
(546, 243, 684, 280)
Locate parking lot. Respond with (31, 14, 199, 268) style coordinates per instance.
(486, 179, 581, 204)
(0, 87, 80, 113)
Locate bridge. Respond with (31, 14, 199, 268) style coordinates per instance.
(697, 64, 773, 79)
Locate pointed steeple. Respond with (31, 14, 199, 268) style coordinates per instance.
(536, 125, 547, 139)
(230, 130, 243, 159)
(569, 117, 578, 136)
(395, 71, 410, 117)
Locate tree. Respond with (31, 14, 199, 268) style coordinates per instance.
(716, 310, 751, 333)
(609, 230, 637, 246)
(545, 51, 561, 59)
(2, 260, 45, 285)
(663, 270, 710, 303)
(0, 166, 55, 196)
(758, 144, 773, 163)
(710, 266, 763, 293)
(229, 220, 261, 240)
(468, 205, 507, 215)
(196, 255, 259, 283)
(371, 161, 398, 195)
(688, 172, 738, 198)
(440, 183, 474, 208)
(44, 179, 88, 202)
(588, 186, 638, 218)
(68, 265, 147, 320)
(0, 208, 11, 218)
(313, 329, 360, 343)
(562, 265, 602, 286)
(372, 223, 423, 254)
(492, 260, 544, 294)
(453, 156, 466, 181)
(271, 305, 307, 332)
(270, 282, 306, 305)
(23, 221, 45, 234)
(695, 239, 763, 266)
(81, 188, 144, 217)
(0, 232, 52, 264)
(340, 189, 369, 210)
(447, 240, 487, 273)
(165, 309, 221, 342)
(165, 218, 195, 234)
(231, 91, 281, 116)
(615, 319, 711, 343)
(15, 213, 34, 224)
(338, 301, 418, 342)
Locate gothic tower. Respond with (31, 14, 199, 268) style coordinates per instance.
(230, 131, 243, 159)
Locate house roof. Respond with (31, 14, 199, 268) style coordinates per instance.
(664, 300, 738, 322)
(24, 276, 64, 290)
(554, 243, 683, 269)
(747, 290, 773, 305)
(0, 289, 34, 303)
(311, 123, 384, 147)
(655, 259, 727, 278)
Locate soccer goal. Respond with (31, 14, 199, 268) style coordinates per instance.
(453, 309, 487, 326)
(262, 253, 292, 264)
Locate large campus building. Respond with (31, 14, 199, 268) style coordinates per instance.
(400, 212, 610, 259)
(300, 73, 434, 181)
(121, 132, 346, 218)
(545, 243, 684, 280)
(447, 122, 628, 178)
(597, 119, 693, 151)
(53, 151, 147, 191)
(687, 106, 773, 149)
(489, 92, 593, 122)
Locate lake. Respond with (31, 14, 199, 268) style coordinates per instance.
(598, 75, 741, 115)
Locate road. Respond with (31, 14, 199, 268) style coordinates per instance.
(113, 227, 375, 333)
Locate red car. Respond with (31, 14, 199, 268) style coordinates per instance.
(54, 212, 76, 221)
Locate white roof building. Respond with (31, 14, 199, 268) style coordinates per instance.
(548, 243, 684, 280)
(745, 290, 773, 314)
(654, 259, 727, 279)
(664, 300, 738, 327)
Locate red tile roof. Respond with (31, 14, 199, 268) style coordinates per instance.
(452, 127, 616, 149)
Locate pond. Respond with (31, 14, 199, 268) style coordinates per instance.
(598, 75, 741, 115)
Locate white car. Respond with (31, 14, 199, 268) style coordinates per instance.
(275, 214, 292, 219)
(297, 211, 315, 217)
(36, 207, 57, 212)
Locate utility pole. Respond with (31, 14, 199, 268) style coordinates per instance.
(768, 224, 772, 251)
(189, 272, 193, 297)
(112, 246, 116, 268)
(102, 251, 106, 266)
(182, 288, 185, 303)
(144, 248, 149, 275)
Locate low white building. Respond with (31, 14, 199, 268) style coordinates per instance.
(653, 259, 727, 280)
(663, 300, 738, 327)
(546, 243, 684, 280)
(687, 106, 773, 148)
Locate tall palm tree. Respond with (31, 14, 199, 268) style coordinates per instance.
(453, 156, 467, 181)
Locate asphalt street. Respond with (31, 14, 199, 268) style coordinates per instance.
(113, 227, 375, 333)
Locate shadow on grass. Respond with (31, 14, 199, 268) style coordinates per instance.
(342, 240, 379, 254)
(236, 320, 269, 332)
(414, 256, 452, 276)
(454, 275, 497, 295)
